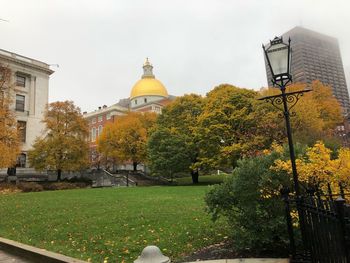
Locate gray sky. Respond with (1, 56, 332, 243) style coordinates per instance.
(1, 0, 350, 112)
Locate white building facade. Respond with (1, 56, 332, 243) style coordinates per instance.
(0, 48, 54, 168)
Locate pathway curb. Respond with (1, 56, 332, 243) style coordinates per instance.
(0, 237, 87, 263)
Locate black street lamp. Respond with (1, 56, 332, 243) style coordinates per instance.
(261, 36, 310, 197)
(260, 36, 311, 257)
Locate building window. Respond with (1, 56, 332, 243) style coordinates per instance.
(106, 113, 111, 120)
(92, 128, 96, 142)
(98, 125, 103, 136)
(15, 95, 25, 112)
(91, 118, 96, 124)
(154, 106, 161, 114)
(98, 115, 103, 122)
(16, 153, 26, 168)
(17, 121, 26, 142)
(16, 75, 26, 87)
(144, 98, 147, 103)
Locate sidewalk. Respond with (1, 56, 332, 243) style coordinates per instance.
(186, 259, 289, 263)
(0, 237, 86, 263)
(0, 249, 31, 262)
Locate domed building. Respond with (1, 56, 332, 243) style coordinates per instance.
(129, 58, 172, 113)
(83, 59, 175, 167)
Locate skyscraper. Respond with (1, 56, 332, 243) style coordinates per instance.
(265, 26, 350, 115)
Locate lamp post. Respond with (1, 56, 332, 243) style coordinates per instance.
(260, 36, 311, 257)
(261, 36, 310, 196)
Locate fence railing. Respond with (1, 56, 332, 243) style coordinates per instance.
(283, 186, 350, 262)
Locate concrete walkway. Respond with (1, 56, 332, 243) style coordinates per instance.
(0, 237, 86, 263)
(0, 249, 32, 263)
(186, 259, 289, 263)
(0, 237, 289, 263)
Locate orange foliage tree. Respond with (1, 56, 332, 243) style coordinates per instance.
(291, 81, 343, 144)
(98, 112, 156, 171)
(28, 101, 89, 181)
(261, 80, 343, 145)
(0, 64, 20, 168)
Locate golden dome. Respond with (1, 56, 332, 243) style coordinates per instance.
(130, 78, 168, 99)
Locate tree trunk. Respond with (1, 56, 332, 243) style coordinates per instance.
(133, 162, 137, 172)
(57, 169, 62, 182)
(191, 169, 199, 184)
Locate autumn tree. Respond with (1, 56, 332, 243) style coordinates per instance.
(195, 84, 279, 171)
(154, 94, 204, 183)
(28, 101, 89, 181)
(272, 141, 350, 193)
(98, 112, 156, 171)
(0, 64, 20, 168)
(261, 80, 343, 145)
(148, 128, 191, 181)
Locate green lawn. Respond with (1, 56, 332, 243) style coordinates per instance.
(0, 186, 228, 262)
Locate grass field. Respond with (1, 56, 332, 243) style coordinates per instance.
(0, 186, 228, 262)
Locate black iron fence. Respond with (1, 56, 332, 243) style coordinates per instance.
(282, 185, 350, 262)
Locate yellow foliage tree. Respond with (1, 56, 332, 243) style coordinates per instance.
(28, 101, 89, 181)
(98, 112, 156, 171)
(0, 64, 20, 168)
(272, 141, 350, 193)
(195, 84, 280, 170)
(333, 148, 350, 187)
(293, 81, 343, 143)
(261, 80, 343, 145)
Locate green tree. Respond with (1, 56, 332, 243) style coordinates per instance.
(0, 64, 20, 168)
(205, 149, 291, 254)
(148, 128, 191, 181)
(155, 94, 204, 183)
(28, 101, 89, 181)
(98, 112, 156, 171)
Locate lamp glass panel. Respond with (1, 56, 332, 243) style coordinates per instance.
(267, 43, 289, 76)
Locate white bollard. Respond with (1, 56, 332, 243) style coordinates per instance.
(134, 245, 170, 263)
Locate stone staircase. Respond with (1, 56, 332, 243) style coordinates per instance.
(91, 170, 136, 188)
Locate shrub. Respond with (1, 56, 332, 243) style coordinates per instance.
(66, 176, 93, 185)
(42, 182, 80, 191)
(18, 182, 43, 192)
(205, 150, 292, 255)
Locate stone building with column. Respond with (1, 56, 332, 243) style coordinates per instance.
(0, 48, 54, 169)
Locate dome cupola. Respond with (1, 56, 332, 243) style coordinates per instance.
(130, 59, 168, 107)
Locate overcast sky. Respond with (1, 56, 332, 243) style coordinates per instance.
(1, 0, 350, 112)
